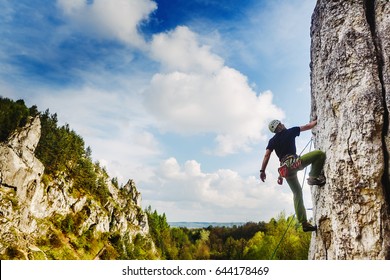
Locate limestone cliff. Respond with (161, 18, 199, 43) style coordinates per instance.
(310, 0, 390, 259)
(0, 116, 152, 259)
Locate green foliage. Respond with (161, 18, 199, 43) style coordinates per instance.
(32, 107, 111, 206)
(61, 214, 76, 234)
(0, 246, 26, 260)
(38, 221, 128, 260)
(145, 206, 173, 259)
(36, 109, 86, 176)
(207, 221, 266, 259)
(99, 243, 120, 260)
(0, 97, 38, 142)
(146, 207, 311, 260)
(111, 177, 119, 188)
(240, 213, 311, 260)
(106, 233, 155, 260)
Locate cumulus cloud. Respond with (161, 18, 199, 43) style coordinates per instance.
(52, 3, 285, 156)
(56, 0, 157, 48)
(144, 26, 284, 155)
(142, 157, 295, 222)
(149, 26, 224, 73)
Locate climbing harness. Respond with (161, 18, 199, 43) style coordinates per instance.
(278, 154, 302, 178)
(270, 137, 313, 260)
(277, 137, 314, 179)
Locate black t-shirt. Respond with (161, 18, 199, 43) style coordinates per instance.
(266, 127, 300, 160)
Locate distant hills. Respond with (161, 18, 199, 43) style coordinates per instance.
(169, 222, 245, 229)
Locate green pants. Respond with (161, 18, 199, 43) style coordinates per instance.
(285, 150, 326, 223)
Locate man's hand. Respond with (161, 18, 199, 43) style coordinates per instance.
(300, 119, 318, 132)
(277, 176, 283, 185)
(260, 170, 266, 182)
(260, 150, 272, 182)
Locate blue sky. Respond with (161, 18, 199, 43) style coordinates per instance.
(0, 0, 317, 222)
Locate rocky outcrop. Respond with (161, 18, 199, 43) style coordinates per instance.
(310, 0, 390, 259)
(0, 116, 151, 259)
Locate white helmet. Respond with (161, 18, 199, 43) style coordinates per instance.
(269, 120, 281, 133)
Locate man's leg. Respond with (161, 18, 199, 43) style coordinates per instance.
(286, 175, 307, 223)
(300, 150, 326, 178)
(286, 174, 316, 231)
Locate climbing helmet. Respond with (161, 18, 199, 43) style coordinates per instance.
(268, 119, 281, 133)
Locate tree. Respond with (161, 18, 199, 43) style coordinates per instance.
(0, 97, 33, 141)
(243, 214, 310, 260)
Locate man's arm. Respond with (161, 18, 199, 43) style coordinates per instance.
(260, 149, 272, 182)
(300, 119, 317, 132)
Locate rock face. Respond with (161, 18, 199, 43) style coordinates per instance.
(310, 0, 390, 259)
(0, 116, 151, 259)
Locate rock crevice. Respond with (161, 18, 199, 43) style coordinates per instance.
(363, 0, 390, 207)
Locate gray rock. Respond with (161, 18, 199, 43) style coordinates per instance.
(310, 0, 390, 259)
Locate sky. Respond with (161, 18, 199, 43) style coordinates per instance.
(0, 0, 317, 223)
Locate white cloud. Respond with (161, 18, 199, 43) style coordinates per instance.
(144, 26, 284, 155)
(56, 0, 157, 48)
(142, 157, 295, 222)
(50, 4, 285, 156)
(149, 26, 224, 73)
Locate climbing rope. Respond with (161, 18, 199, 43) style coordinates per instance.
(270, 137, 313, 260)
(299, 137, 314, 157)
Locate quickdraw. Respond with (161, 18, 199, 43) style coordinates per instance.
(278, 154, 302, 178)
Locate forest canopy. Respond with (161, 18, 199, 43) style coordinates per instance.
(146, 207, 311, 260)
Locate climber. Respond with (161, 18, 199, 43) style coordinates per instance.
(259, 119, 326, 232)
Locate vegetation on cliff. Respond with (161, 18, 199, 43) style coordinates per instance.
(0, 97, 112, 205)
(0, 98, 38, 141)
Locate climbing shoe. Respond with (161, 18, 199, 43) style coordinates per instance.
(307, 175, 326, 186)
(302, 221, 317, 232)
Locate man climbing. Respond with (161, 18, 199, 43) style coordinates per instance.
(259, 119, 326, 232)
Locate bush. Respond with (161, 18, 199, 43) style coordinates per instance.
(2, 246, 26, 260)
